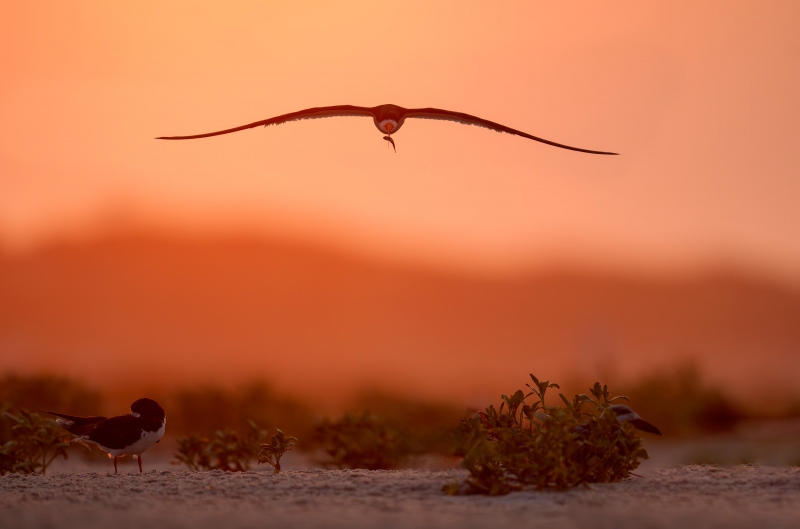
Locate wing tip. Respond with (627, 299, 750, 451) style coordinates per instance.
(586, 149, 619, 155)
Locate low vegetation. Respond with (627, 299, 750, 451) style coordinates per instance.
(172, 420, 269, 472)
(0, 405, 72, 475)
(313, 412, 407, 470)
(311, 393, 466, 470)
(2, 369, 793, 477)
(258, 429, 298, 473)
(444, 375, 651, 495)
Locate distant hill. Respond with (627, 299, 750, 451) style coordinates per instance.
(1, 233, 798, 405)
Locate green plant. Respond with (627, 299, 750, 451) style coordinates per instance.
(0, 405, 72, 475)
(258, 429, 297, 473)
(172, 420, 267, 471)
(445, 375, 653, 495)
(314, 412, 407, 470)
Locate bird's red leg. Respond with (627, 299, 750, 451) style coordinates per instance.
(137, 454, 143, 473)
(113, 456, 118, 474)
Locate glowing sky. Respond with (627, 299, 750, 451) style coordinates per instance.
(1, 1, 798, 280)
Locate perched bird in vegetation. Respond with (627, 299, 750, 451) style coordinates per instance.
(571, 404, 663, 438)
(44, 398, 166, 474)
(156, 103, 618, 154)
(606, 404, 662, 436)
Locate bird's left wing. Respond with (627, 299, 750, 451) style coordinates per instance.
(156, 105, 375, 140)
(402, 107, 618, 155)
(42, 411, 109, 436)
(628, 418, 663, 436)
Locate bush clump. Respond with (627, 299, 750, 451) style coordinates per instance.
(258, 429, 297, 473)
(173, 420, 267, 472)
(173, 420, 298, 472)
(445, 375, 654, 495)
(313, 412, 408, 470)
(0, 405, 72, 475)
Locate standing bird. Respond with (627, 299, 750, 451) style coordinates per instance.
(156, 104, 618, 155)
(44, 398, 166, 474)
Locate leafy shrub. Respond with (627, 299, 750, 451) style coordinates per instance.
(258, 429, 297, 473)
(347, 391, 467, 456)
(444, 375, 652, 495)
(314, 412, 408, 470)
(172, 420, 267, 472)
(0, 405, 72, 475)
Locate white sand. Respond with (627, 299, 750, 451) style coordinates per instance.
(1, 465, 799, 528)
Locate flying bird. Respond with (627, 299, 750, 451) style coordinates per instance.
(156, 104, 618, 154)
(44, 398, 166, 474)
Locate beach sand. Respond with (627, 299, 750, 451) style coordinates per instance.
(2, 465, 798, 529)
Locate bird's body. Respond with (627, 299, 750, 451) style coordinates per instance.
(45, 398, 166, 473)
(157, 103, 618, 155)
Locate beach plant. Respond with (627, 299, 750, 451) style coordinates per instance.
(444, 375, 652, 495)
(314, 412, 407, 470)
(257, 428, 297, 473)
(0, 405, 72, 475)
(173, 419, 268, 471)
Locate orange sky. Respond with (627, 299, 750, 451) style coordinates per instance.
(1, 1, 799, 281)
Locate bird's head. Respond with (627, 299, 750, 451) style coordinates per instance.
(130, 398, 166, 420)
(373, 104, 405, 135)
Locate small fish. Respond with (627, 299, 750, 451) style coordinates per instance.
(383, 135, 396, 152)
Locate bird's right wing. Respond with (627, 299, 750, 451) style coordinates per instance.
(156, 105, 375, 140)
(403, 107, 618, 155)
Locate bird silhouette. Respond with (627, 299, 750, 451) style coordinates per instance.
(44, 398, 166, 474)
(156, 104, 618, 154)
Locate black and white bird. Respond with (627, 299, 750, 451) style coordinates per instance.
(44, 398, 166, 474)
(156, 103, 618, 154)
(607, 404, 662, 436)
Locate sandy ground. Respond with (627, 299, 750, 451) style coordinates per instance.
(2, 465, 799, 529)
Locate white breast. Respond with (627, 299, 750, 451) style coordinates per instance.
(378, 119, 398, 133)
(102, 418, 166, 457)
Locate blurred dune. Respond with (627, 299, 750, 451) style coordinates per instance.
(0, 232, 798, 408)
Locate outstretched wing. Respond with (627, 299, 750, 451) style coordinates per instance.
(402, 107, 618, 155)
(156, 105, 375, 140)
